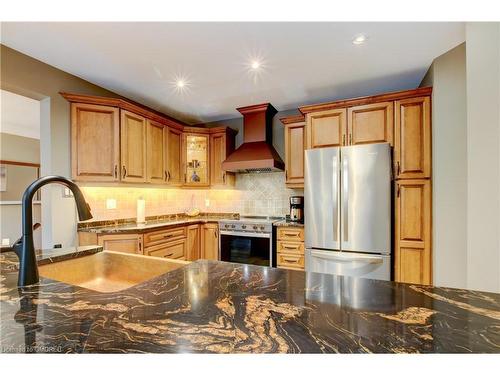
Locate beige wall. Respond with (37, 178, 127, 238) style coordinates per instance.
(0, 44, 122, 249)
(0, 133, 40, 164)
(465, 23, 500, 293)
(419, 43, 468, 289)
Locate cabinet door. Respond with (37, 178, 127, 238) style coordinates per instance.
(210, 133, 234, 186)
(165, 126, 183, 185)
(120, 110, 147, 182)
(347, 102, 393, 145)
(146, 119, 167, 184)
(98, 234, 143, 255)
(284, 122, 305, 187)
(186, 224, 200, 261)
(183, 134, 210, 187)
(201, 223, 219, 260)
(394, 96, 431, 179)
(306, 108, 347, 149)
(395, 179, 432, 285)
(71, 103, 120, 181)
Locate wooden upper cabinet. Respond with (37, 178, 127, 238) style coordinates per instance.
(120, 110, 147, 182)
(306, 108, 347, 149)
(183, 133, 210, 187)
(146, 119, 167, 184)
(347, 102, 393, 146)
(395, 179, 432, 285)
(394, 96, 431, 179)
(71, 103, 120, 181)
(282, 116, 306, 188)
(164, 126, 183, 186)
(210, 130, 235, 186)
(201, 223, 219, 260)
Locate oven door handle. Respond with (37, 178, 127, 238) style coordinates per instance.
(219, 230, 271, 239)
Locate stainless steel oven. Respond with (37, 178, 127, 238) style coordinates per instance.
(218, 217, 275, 267)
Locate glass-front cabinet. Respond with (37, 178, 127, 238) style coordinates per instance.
(183, 133, 209, 186)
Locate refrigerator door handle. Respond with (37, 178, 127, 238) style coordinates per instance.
(310, 250, 382, 264)
(342, 156, 349, 242)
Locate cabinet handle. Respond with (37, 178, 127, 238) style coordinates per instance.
(283, 257, 298, 263)
(342, 134, 346, 146)
(214, 230, 218, 238)
(184, 173, 187, 183)
(164, 170, 168, 181)
(283, 245, 298, 250)
(122, 165, 127, 178)
(165, 253, 174, 258)
(138, 241, 142, 253)
(164, 234, 174, 238)
(396, 161, 400, 176)
(223, 173, 226, 183)
(349, 134, 352, 145)
(167, 171, 171, 181)
(397, 184, 400, 198)
(285, 170, 288, 181)
(114, 165, 118, 178)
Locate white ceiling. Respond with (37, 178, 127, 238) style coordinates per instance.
(0, 89, 40, 139)
(1, 22, 464, 124)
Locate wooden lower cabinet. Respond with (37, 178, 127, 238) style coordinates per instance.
(146, 239, 186, 260)
(395, 179, 432, 285)
(276, 227, 305, 271)
(186, 224, 201, 261)
(201, 223, 219, 260)
(97, 234, 143, 255)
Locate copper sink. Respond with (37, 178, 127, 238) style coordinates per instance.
(38, 251, 188, 293)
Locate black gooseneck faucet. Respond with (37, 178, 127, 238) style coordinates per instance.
(12, 176, 93, 287)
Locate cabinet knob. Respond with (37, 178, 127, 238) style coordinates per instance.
(114, 165, 118, 178)
(122, 165, 127, 178)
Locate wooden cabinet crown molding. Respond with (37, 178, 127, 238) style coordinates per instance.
(279, 114, 305, 125)
(61, 92, 186, 131)
(299, 87, 432, 115)
(61, 92, 239, 136)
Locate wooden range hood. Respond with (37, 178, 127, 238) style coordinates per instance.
(221, 103, 284, 173)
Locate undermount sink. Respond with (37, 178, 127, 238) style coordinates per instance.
(38, 250, 188, 293)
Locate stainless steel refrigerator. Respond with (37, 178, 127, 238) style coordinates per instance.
(304, 143, 391, 281)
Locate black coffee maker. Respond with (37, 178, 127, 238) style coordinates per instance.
(289, 196, 304, 223)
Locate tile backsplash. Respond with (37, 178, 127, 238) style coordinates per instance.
(81, 172, 303, 222)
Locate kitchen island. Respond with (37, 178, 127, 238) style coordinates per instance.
(1, 249, 499, 353)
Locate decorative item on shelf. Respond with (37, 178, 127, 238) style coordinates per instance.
(136, 197, 146, 224)
(191, 170, 201, 182)
(185, 194, 200, 217)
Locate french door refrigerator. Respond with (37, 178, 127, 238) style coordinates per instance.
(304, 143, 391, 281)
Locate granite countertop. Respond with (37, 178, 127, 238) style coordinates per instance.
(273, 220, 305, 228)
(1, 248, 499, 353)
(78, 213, 237, 234)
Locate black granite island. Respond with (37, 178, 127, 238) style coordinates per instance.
(1, 249, 499, 353)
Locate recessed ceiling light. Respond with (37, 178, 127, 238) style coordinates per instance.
(251, 60, 261, 70)
(176, 80, 185, 88)
(352, 34, 368, 45)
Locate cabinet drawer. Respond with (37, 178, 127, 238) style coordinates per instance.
(277, 240, 304, 254)
(146, 239, 186, 259)
(277, 253, 305, 269)
(277, 227, 304, 241)
(144, 226, 186, 246)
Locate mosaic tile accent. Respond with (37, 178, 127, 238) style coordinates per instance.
(80, 172, 302, 222)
